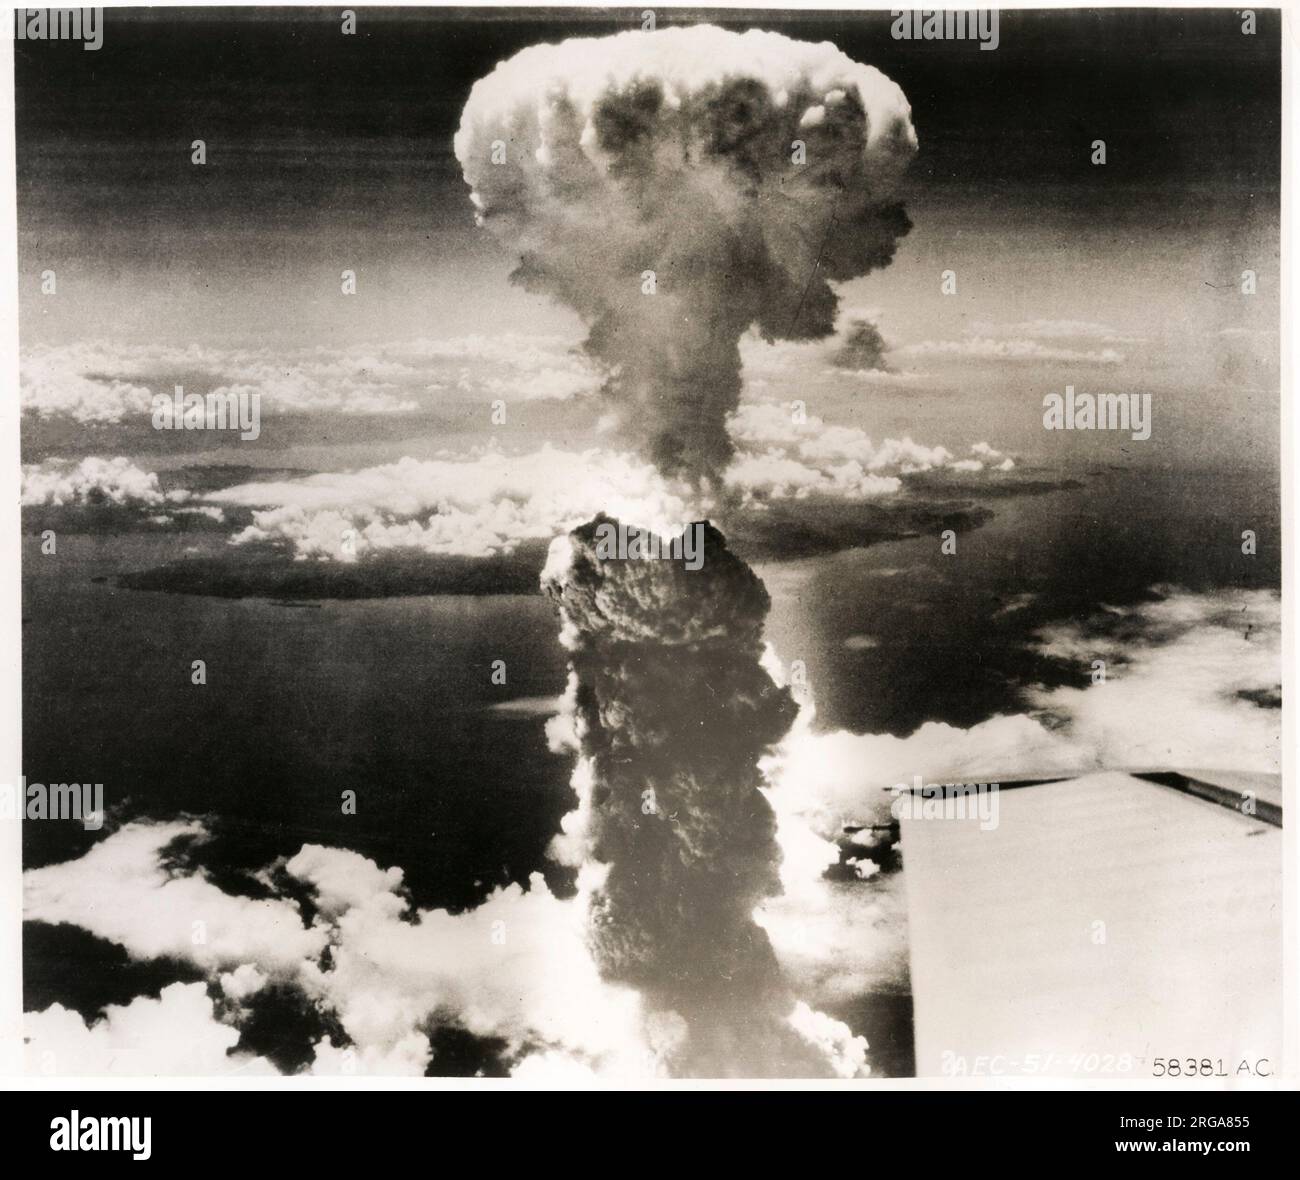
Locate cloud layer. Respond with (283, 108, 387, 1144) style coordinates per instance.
(26, 821, 650, 1078)
(21, 456, 227, 529)
(20, 335, 604, 426)
(196, 411, 1016, 561)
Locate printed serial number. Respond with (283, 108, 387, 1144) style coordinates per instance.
(940, 1052, 1134, 1076)
(1151, 1057, 1272, 1078)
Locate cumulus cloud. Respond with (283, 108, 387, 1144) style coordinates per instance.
(967, 440, 1016, 472)
(21, 346, 155, 425)
(21, 456, 235, 533)
(724, 402, 1013, 501)
(285, 849, 649, 1077)
(27, 411, 1018, 563)
(787, 1002, 870, 1079)
(1029, 587, 1281, 775)
(219, 964, 269, 1002)
(25, 982, 278, 1077)
(24, 820, 327, 973)
(20, 334, 603, 425)
(22, 456, 169, 508)
(456, 24, 916, 483)
(204, 407, 1017, 562)
(216, 446, 696, 561)
(23, 426, 1028, 595)
(24, 821, 652, 1079)
(764, 586, 1279, 840)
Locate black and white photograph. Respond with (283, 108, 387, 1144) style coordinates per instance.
(1, 2, 1292, 1100)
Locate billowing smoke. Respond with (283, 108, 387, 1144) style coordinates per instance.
(456, 25, 916, 484)
(543, 516, 862, 1076)
(832, 317, 892, 372)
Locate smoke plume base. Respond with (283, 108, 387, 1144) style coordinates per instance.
(543, 515, 866, 1075)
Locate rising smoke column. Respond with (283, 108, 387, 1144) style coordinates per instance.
(832, 317, 892, 372)
(455, 25, 917, 485)
(543, 516, 855, 1076)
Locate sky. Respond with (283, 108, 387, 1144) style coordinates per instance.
(14, 7, 1285, 1081)
(16, 7, 1281, 472)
